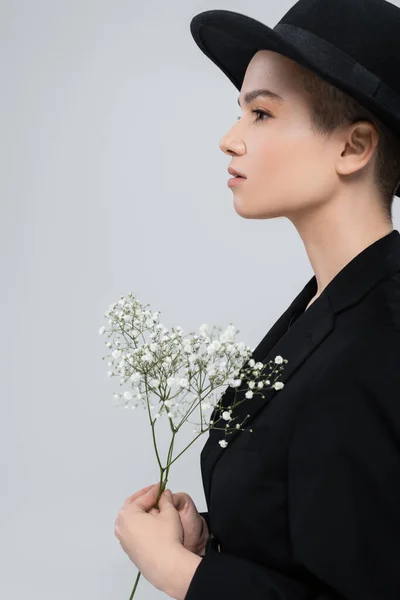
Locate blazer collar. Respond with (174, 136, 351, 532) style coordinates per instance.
(201, 229, 400, 507)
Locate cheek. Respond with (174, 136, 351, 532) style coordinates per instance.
(261, 136, 328, 191)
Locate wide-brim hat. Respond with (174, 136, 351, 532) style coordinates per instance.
(190, 0, 400, 199)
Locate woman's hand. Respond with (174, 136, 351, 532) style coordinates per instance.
(148, 489, 209, 556)
(114, 482, 184, 592)
(170, 491, 209, 555)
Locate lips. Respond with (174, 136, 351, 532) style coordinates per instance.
(228, 166, 247, 178)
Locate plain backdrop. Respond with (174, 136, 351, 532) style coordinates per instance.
(2, 0, 399, 598)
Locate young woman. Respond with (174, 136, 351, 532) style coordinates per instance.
(181, 1, 400, 599)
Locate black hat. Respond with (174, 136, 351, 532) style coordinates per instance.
(190, 0, 400, 198)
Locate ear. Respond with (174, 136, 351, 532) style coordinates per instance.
(336, 121, 379, 178)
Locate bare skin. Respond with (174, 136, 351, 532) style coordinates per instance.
(220, 49, 393, 301)
(149, 491, 209, 556)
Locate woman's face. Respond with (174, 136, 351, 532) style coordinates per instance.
(220, 50, 339, 220)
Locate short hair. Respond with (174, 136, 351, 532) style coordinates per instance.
(295, 62, 400, 223)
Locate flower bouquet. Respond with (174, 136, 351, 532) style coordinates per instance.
(99, 292, 287, 598)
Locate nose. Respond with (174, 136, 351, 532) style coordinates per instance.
(219, 127, 245, 157)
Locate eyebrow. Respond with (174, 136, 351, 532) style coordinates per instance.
(237, 88, 285, 107)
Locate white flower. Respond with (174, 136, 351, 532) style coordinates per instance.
(218, 439, 228, 448)
(275, 355, 283, 364)
(219, 324, 238, 343)
(101, 293, 289, 437)
(273, 381, 285, 390)
(231, 379, 242, 388)
(207, 340, 222, 354)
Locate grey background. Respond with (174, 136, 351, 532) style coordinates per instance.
(2, 1, 399, 598)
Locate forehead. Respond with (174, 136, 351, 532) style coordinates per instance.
(240, 50, 303, 100)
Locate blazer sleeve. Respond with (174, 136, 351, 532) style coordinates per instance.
(184, 547, 323, 600)
(287, 351, 400, 600)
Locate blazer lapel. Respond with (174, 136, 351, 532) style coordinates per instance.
(201, 281, 333, 506)
(201, 229, 400, 508)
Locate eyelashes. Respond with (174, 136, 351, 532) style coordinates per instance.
(236, 109, 272, 124)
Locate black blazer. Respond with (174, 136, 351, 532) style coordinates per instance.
(185, 229, 400, 600)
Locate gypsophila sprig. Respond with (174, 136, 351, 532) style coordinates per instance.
(99, 292, 288, 599)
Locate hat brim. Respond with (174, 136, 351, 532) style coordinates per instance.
(190, 10, 325, 92)
(190, 9, 400, 201)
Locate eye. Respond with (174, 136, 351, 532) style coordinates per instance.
(236, 109, 272, 124)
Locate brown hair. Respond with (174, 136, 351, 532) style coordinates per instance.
(295, 63, 400, 223)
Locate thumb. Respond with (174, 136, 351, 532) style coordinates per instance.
(133, 483, 160, 512)
(158, 489, 175, 510)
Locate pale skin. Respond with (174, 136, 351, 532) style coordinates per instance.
(115, 49, 395, 596)
(114, 482, 203, 600)
(220, 50, 394, 306)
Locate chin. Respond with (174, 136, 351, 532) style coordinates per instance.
(233, 197, 282, 220)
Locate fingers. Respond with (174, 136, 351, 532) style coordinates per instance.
(171, 492, 184, 510)
(122, 483, 161, 508)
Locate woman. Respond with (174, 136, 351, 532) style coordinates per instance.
(183, 1, 400, 599)
(114, 2, 400, 598)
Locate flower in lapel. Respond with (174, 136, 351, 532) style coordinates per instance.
(213, 354, 288, 448)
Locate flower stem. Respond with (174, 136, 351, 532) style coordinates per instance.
(127, 468, 169, 598)
(128, 570, 142, 600)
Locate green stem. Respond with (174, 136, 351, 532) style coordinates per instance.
(128, 571, 142, 600)
(127, 435, 174, 598)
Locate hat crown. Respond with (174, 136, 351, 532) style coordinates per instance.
(279, 0, 400, 96)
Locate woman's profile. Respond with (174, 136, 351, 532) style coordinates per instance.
(178, 1, 400, 599)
